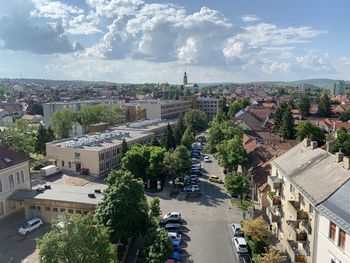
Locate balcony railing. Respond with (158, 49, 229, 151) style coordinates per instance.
(268, 206, 280, 223)
(286, 240, 306, 263)
(268, 192, 281, 206)
(289, 224, 307, 243)
(287, 201, 308, 221)
(268, 176, 283, 190)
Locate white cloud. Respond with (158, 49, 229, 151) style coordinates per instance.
(296, 50, 334, 71)
(340, 57, 350, 65)
(31, 0, 83, 19)
(261, 60, 291, 74)
(241, 14, 259, 23)
(87, 0, 144, 18)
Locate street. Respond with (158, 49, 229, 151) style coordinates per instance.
(158, 155, 244, 263)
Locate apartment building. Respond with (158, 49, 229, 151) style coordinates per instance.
(46, 119, 176, 176)
(126, 99, 192, 120)
(315, 179, 350, 263)
(0, 147, 31, 220)
(43, 99, 124, 127)
(197, 97, 223, 121)
(267, 140, 350, 263)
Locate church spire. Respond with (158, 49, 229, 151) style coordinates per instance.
(183, 72, 188, 85)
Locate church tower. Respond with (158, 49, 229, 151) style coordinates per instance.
(183, 72, 188, 85)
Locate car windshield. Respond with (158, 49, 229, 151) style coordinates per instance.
(239, 244, 247, 248)
(22, 223, 31, 229)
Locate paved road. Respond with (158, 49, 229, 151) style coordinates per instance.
(159, 155, 243, 263)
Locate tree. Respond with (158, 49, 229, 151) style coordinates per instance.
(217, 136, 248, 172)
(184, 109, 207, 134)
(37, 214, 115, 263)
(227, 99, 251, 119)
(181, 126, 195, 149)
(34, 125, 54, 155)
(242, 216, 271, 243)
(146, 147, 166, 182)
(340, 108, 350, 122)
(121, 138, 128, 156)
(298, 95, 310, 117)
(163, 145, 191, 182)
(149, 197, 161, 219)
(95, 170, 149, 243)
(143, 228, 173, 263)
(279, 109, 295, 140)
(333, 128, 350, 156)
(80, 104, 124, 129)
(274, 102, 288, 130)
(162, 124, 176, 150)
(259, 246, 286, 263)
(318, 94, 332, 117)
(149, 136, 160, 147)
(224, 172, 250, 202)
(296, 121, 325, 143)
(50, 108, 76, 139)
(173, 115, 186, 146)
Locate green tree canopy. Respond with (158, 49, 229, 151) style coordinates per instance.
(217, 136, 248, 172)
(298, 95, 310, 118)
(242, 216, 271, 243)
(162, 124, 176, 150)
(149, 197, 161, 219)
(95, 170, 149, 243)
(224, 172, 250, 201)
(163, 145, 191, 181)
(279, 109, 295, 140)
(296, 121, 325, 143)
(274, 102, 289, 130)
(50, 108, 76, 139)
(80, 104, 124, 128)
(227, 98, 251, 119)
(184, 109, 207, 134)
(181, 126, 195, 149)
(318, 94, 332, 117)
(34, 125, 55, 155)
(173, 114, 186, 145)
(333, 128, 350, 156)
(121, 138, 128, 156)
(37, 214, 115, 263)
(142, 228, 173, 263)
(259, 246, 286, 263)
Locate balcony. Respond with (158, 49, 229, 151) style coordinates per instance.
(268, 176, 283, 190)
(287, 201, 309, 221)
(268, 206, 281, 223)
(268, 192, 281, 206)
(286, 240, 306, 263)
(289, 224, 307, 243)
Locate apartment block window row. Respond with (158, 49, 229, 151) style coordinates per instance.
(329, 222, 336, 241)
(338, 228, 346, 250)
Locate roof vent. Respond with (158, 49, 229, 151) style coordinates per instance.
(94, 189, 101, 194)
(88, 193, 96, 198)
(44, 185, 51, 189)
(3, 157, 12, 164)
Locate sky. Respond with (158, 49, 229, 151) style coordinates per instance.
(0, 0, 350, 83)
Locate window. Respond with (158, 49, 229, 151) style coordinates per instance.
(8, 174, 14, 189)
(16, 172, 20, 185)
(0, 201, 4, 216)
(21, 171, 24, 183)
(61, 161, 65, 167)
(329, 222, 336, 241)
(68, 162, 71, 168)
(0, 178, 2, 192)
(45, 207, 51, 211)
(75, 210, 82, 214)
(338, 228, 346, 249)
(75, 152, 80, 159)
(52, 208, 58, 212)
(68, 209, 74, 214)
(60, 208, 66, 213)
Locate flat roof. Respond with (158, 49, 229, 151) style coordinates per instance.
(126, 99, 191, 105)
(9, 184, 107, 205)
(43, 99, 123, 105)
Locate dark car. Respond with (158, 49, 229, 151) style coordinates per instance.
(238, 254, 252, 263)
(190, 170, 202, 176)
(159, 218, 182, 226)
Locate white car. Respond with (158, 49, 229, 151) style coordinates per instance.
(163, 211, 182, 220)
(231, 223, 243, 236)
(233, 237, 249, 254)
(183, 185, 200, 192)
(18, 218, 43, 235)
(204, 156, 210, 163)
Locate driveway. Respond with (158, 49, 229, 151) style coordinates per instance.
(157, 154, 244, 263)
(0, 209, 49, 263)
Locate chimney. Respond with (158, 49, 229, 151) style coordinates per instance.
(303, 138, 311, 147)
(336, 151, 344, 163)
(344, 156, 350, 169)
(310, 141, 318, 149)
(326, 141, 334, 153)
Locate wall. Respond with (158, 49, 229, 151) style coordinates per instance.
(315, 214, 350, 263)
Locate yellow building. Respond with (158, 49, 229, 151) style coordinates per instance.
(0, 147, 31, 220)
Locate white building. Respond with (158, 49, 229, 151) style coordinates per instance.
(197, 97, 223, 121)
(315, 179, 350, 263)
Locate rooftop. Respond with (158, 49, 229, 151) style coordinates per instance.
(126, 99, 190, 105)
(271, 142, 350, 205)
(0, 146, 31, 170)
(43, 99, 123, 105)
(9, 184, 107, 205)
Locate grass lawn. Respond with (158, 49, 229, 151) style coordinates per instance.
(231, 198, 252, 211)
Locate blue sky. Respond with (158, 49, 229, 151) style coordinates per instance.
(0, 0, 349, 83)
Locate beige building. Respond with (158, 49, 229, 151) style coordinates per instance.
(0, 147, 31, 220)
(10, 184, 106, 223)
(126, 99, 192, 120)
(197, 97, 223, 121)
(266, 140, 350, 263)
(46, 119, 176, 176)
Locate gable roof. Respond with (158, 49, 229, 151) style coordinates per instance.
(0, 146, 31, 170)
(317, 180, 350, 234)
(271, 142, 350, 205)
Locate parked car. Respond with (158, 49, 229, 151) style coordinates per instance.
(185, 180, 199, 186)
(231, 223, 243, 237)
(231, 193, 241, 199)
(164, 223, 182, 233)
(232, 237, 249, 254)
(191, 163, 201, 169)
(238, 254, 253, 263)
(168, 250, 181, 262)
(172, 239, 181, 249)
(190, 170, 202, 176)
(168, 232, 182, 241)
(191, 158, 200, 164)
(163, 212, 181, 220)
(18, 218, 43, 235)
(183, 185, 200, 192)
(209, 175, 223, 184)
(204, 156, 210, 163)
(160, 218, 182, 226)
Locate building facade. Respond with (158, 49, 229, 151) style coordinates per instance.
(331, 80, 346, 96)
(197, 97, 223, 121)
(0, 147, 31, 220)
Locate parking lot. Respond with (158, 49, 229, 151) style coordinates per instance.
(156, 153, 244, 263)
